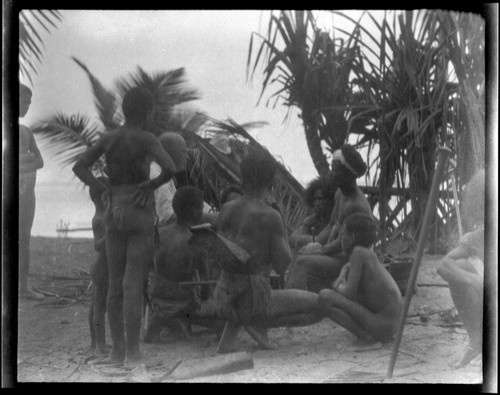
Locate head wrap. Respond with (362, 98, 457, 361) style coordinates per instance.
(331, 145, 367, 178)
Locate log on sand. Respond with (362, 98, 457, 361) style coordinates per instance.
(164, 352, 254, 381)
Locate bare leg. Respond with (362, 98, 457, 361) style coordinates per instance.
(96, 227, 127, 366)
(88, 293, 96, 351)
(217, 321, 241, 354)
(19, 191, 43, 300)
(295, 254, 346, 293)
(285, 254, 308, 290)
(123, 231, 154, 369)
(93, 254, 110, 354)
(244, 324, 279, 350)
(261, 289, 323, 328)
(318, 289, 396, 342)
(437, 259, 483, 368)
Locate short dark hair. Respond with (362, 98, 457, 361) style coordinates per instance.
(339, 144, 367, 178)
(220, 184, 243, 205)
(303, 175, 335, 208)
(122, 87, 154, 123)
(344, 212, 377, 248)
(172, 186, 203, 221)
(240, 150, 276, 190)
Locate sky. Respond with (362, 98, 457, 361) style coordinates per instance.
(16, 9, 384, 236)
(23, 10, 359, 187)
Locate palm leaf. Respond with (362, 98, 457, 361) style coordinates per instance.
(19, 10, 62, 84)
(72, 56, 121, 131)
(32, 112, 104, 169)
(114, 67, 200, 136)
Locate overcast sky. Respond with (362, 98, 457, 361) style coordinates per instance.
(23, 10, 365, 186)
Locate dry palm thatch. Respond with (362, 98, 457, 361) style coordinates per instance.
(19, 10, 63, 85)
(183, 118, 308, 234)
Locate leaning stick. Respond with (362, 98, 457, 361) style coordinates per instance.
(387, 146, 452, 379)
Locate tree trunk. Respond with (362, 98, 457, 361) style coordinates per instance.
(301, 110, 330, 176)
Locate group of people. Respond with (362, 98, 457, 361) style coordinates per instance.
(19, 84, 485, 371)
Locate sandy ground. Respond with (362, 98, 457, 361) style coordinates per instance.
(13, 236, 487, 385)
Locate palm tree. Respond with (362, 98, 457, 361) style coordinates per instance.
(247, 11, 367, 176)
(33, 57, 207, 175)
(19, 10, 63, 85)
(336, 10, 485, 248)
(33, 59, 308, 232)
(249, 10, 485, 251)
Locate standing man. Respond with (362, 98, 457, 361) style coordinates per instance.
(19, 83, 44, 300)
(73, 87, 176, 369)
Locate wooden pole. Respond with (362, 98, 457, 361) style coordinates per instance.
(387, 146, 452, 378)
(450, 174, 463, 239)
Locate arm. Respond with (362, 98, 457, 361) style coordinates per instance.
(289, 215, 315, 248)
(189, 246, 211, 300)
(269, 210, 292, 277)
(19, 131, 44, 173)
(72, 140, 109, 194)
(341, 247, 367, 300)
(94, 234, 106, 252)
(141, 135, 176, 190)
(320, 234, 343, 256)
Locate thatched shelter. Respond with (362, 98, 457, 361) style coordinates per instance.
(182, 119, 309, 235)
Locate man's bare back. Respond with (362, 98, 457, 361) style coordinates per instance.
(218, 196, 289, 277)
(340, 247, 402, 318)
(73, 87, 176, 369)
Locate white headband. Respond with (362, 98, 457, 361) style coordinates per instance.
(332, 149, 359, 177)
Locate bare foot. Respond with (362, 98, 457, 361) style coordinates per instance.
(124, 357, 144, 371)
(95, 344, 112, 356)
(19, 289, 44, 300)
(91, 357, 124, 367)
(91, 351, 125, 366)
(349, 337, 382, 352)
(244, 325, 279, 350)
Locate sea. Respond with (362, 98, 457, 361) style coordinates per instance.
(31, 181, 94, 239)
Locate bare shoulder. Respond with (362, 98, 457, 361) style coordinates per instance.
(350, 246, 377, 262)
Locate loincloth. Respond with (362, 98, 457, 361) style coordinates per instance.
(102, 185, 156, 234)
(147, 272, 200, 322)
(214, 270, 271, 325)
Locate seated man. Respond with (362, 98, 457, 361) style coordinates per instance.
(437, 169, 485, 369)
(289, 175, 335, 251)
(144, 186, 224, 343)
(151, 132, 215, 226)
(211, 150, 341, 354)
(318, 213, 403, 343)
(288, 145, 373, 292)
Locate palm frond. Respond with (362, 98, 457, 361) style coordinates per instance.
(19, 10, 63, 84)
(32, 112, 104, 169)
(72, 56, 121, 131)
(114, 67, 201, 136)
(193, 118, 308, 233)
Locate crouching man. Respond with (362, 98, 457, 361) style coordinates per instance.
(318, 213, 403, 344)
